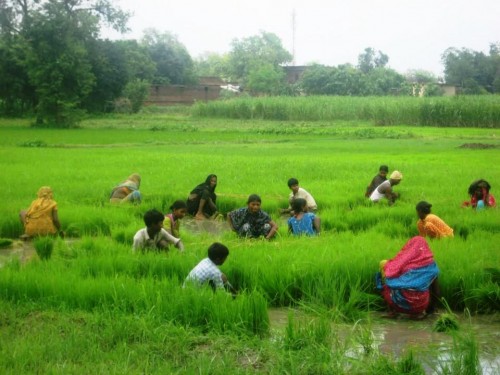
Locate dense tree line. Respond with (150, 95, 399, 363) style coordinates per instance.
(0, 1, 498, 127)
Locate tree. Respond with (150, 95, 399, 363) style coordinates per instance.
(357, 47, 389, 74)
(246, 63, 287, 95)
(141, 29, 196, 85)
(442, 44, 500, 94)
(227, 31, 292, 86)
(194, 52, 230, 80)
(0, 0, 129, 126)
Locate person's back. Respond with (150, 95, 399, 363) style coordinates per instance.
(21, 186, 62, 238)
(185, 242, 230, 292)
(288, 198, 320, 236)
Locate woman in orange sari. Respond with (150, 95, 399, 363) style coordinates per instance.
(20, 186, 62, 238)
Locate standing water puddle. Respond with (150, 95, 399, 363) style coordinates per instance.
(269, 308, 499, 374)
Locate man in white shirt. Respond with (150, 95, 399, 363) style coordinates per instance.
(133, 209, 184, 252)
(281, 177, 317, 214)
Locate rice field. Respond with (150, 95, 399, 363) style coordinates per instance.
(0, 102, 499, 373)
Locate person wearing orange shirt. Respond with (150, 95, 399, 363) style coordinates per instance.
(416, 201, 453, 239)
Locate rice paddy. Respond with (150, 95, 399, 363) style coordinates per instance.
(0, 97, 499, 373)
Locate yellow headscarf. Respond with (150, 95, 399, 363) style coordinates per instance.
(26, 186, 57, 219)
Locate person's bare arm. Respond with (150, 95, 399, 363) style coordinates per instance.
(313, 217, 321, 234)
(265, 220, 278, 240)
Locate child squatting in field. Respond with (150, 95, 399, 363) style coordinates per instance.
(133, 209, 184, 252)
(227, 194, 278, 239)
(184, 242, 236, 295)
(280, 177, 317, 215)
(288, 198, 321, 236)
(164, 200, 188, 238)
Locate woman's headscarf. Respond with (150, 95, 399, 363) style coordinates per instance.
(117, 173, 141, 190)
(26, 186, 57, 219)
(383, 236, 435, 279)
(190, 174, 217, 198)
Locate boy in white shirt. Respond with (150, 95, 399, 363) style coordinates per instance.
(133, 209, 184, 252)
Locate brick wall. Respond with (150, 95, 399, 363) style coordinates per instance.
(145, 85, 222, 106)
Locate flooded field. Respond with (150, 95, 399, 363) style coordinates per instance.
(269, 308, 500, 374)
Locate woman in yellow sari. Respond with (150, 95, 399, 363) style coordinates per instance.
(20, 186, 62, 238)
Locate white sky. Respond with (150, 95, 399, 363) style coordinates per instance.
(104, 0, 500, 77)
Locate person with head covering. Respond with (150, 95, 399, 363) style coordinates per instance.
(462, 179, 496, 209)
(376, 236, 440, 318)
(110, 173, 142, 204)
(186, 174, 218, 220)
(19, 186, 63, 238)
(416, 201, 453, 239)
(369, 170, 402, 205)
(365, 165, 389, 198)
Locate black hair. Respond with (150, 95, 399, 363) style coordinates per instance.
(379, 165, 389, 172)
(468, 179, 491, 196)
(416, 201, 432, 215)
(205, 174, 217, 191)
(170, 200, 187, 211)
(292, 198, 307, 213)
(144, 209, 164, 227)
(207, 242, 229, 261)
(247, 194, 261, 204)
(287, 178, 299, 187)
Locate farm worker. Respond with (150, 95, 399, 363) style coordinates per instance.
(164, 200, 188, 238)
(416, 201, 454, 239)
(184, 242, 236, 295)
(375, 236, 440, 319)
(288, 198, 321, 236)
(369, 170, 402, 205)
(110, 173, 142, 204)
(227, 194, 278, 239)
(133, 209, 184, 252)
(20, 186, 63, 239)
(186, 174, 219, 220)
(461, 179, 496, 209)
(280, 177, 317, 215)
(365, 165, 389, 198)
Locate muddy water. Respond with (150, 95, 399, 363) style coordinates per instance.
(269, 308, 500, 374)
(0, 240, 37, 267)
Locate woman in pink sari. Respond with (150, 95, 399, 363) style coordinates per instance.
(376, 236, 440, 318)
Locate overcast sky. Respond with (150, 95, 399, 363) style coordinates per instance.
(106, 0, 500, 77)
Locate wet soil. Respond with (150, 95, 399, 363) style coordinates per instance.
(268, 308, 500, 374)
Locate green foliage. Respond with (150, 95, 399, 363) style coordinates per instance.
(193, 95, 500, 127)
(33, 236, 54, 260)
(433, 313, 460, 332)
(122, 79, 150, 113)
(141, 29, 196, 85)
(227, 31, 292, 85)
(0, 238, 13, 248)
(442, 44, 500, 93)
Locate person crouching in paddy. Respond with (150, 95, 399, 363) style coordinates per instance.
(227, 194, 278, 240)
(164, 200, 188, 238)
(416, 201, 453, 239)
(133, 209, 184, 252)
(288, 198, 321, 236)
(376, 236, 440, 319)
(369, 170, 402, 205)
(184, 242, 236, 295)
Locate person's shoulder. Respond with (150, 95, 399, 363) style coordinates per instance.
(305, 212, 315, 219)
(133, 227, 146, 238)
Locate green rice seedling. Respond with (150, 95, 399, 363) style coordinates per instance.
(433, 313, 460, 333)
(396, 350, 425, 374)
(33, 236, 54, 260)
(437, 334, 481, 375)
(0, 238, 13, 248)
